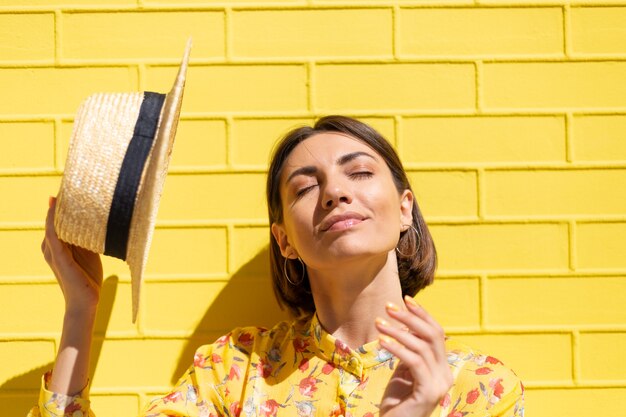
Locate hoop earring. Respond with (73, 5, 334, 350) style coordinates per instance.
(283, 256, 306, 285)
(396, 224, 421, 258)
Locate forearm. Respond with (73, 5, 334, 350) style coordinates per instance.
(49, 309, 97, 396)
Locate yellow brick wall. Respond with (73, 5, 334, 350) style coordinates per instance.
(1, 1, 625, 416)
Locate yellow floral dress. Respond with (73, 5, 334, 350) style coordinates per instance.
(29, 314, 524, 417)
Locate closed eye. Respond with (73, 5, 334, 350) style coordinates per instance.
(296, 184, 317, 198)
(350, 171, 373, 179)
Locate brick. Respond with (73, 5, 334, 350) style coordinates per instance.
(1, 396, 42, 417)
(400, 8, 563, 56)
(1, 0, 132, 4)
(402, 116, 565, 163)
(483, 62, 626, 109)
(407, 171, 477, 217)
(232, 118, 314, 166)
(315, 63, 475, 111)
(0, 176, 61, 223)
(91, 395, 140, 416)
(146, 65, 307, 113)
(92, 280, 138, 334)
(577, 222, 626, 269)
(456, 333, 571, 382)
(62, 12, 224, 60)
(572, 115, 626, 161)
(486, 277, 626, 326)
(0, 230, 51, 277)
(232, 9, 392, 58)
(92, 339, 189, 388)
(527, 388, 626, 417)
(484, 169, 626, 216)
(158, 174, 267, 220)
(579, 332, 626, 381)
(571, 7, 626, 54)
(147, 0, 296, 3)
(231, 226, 270, 274)
(430, 223, 568, 272)
(415, 278, 480, 328)
(0, 341, 55, 390)
(144, 228, 227, 276)
(0, 122, 55, 170)
(169, 120, 227, 168)
(0, 14, 54, 62)
(359, 117, 396, 146)
(0, 68, 137, 116)
(144, 278, 287, 333)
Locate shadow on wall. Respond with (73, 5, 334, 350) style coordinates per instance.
(0, 276, 119, 413)
(1, 246, 290, 412)
(170, 245, 290, 384)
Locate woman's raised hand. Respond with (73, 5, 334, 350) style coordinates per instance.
(376, 296, 453, 417)
(42, 196, 103, 314)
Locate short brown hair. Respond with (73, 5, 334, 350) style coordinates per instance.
(266, 115, 437, 317)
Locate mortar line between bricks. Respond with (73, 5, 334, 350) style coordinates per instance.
(563, 4, 572, 57)
(475, 60, 483, 112)
(224, 7, 232, 61)
(53, 10, 61, 65)
(572, 330, 581, 384)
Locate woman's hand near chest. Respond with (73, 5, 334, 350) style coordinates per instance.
(376, 296, 453, 417)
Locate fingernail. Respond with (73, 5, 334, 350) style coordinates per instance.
(48, 196, 54, 208)
(375, 317, 388, 327)
(385, 302, 400, 312)
(404, 295, 419, 307)
(379, 335, 394, 345)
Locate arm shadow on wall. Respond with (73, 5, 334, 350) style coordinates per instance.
(0, 276, 118, 413)
(170, 245, 290, 384)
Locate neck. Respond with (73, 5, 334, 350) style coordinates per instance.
(308, 251, 405, 349)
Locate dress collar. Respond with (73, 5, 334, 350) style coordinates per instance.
(308, 313, 395, 378)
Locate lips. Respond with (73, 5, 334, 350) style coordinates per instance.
(320, 212, 367, 232)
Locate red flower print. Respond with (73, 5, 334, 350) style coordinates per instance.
(486, 356, 503, 365)
(447, 411, 463, 417)
(329, 404, 345, 417)
(260, 399, 280, 417)
(64, 403, 82, 414)
(476, 367, 493, 375)
(489, 378, 505, 399)
(299, 358, 310, 372)
(257, 358, 272, 378)
(466, 388, 480, 404)
(215, 333, 230, 347)
(440, 392, 451, 408)
(194, 352, 205, 367)
(163, 391, 183, 404)
(356, 375, 369, 390)
(211, 353, 222, 363)
(334, 339, 351, 357)
(322, 363, 335, 375)
(293, 337, 310, 353)
(299, 376, 318, 397)
(228, 364, 241, 381)
(230, 401, 241, 417)
(238, 332, 254, 346)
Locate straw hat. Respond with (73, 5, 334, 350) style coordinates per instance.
(54, 39, 192, 323)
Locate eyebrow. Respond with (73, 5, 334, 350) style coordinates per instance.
(285, 151, 378, 184)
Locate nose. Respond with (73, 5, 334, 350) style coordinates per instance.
(321, 180, 352, 209)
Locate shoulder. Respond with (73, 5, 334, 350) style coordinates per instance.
(194, 318, 305, 358)
(442, 337, 525, 415)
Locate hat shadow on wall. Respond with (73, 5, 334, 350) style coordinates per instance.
(0, 276, 119, 413)
(170, 245, 289, 383)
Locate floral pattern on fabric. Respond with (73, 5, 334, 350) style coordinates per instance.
(30, 315, 524, 417)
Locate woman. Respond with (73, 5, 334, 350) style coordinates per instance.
(32, 116, 524, 417)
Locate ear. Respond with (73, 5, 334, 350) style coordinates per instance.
(271, 222, 298, 259)
(399, 189, 414, 228)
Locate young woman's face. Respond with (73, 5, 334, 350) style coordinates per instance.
(271, 132, 414, 271)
